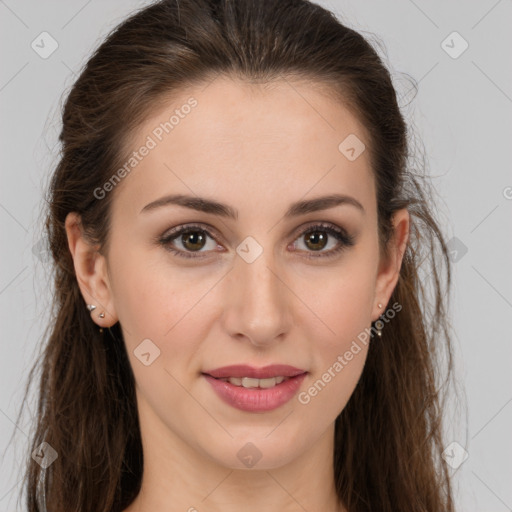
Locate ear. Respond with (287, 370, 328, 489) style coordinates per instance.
(64, 212, 118, 329)
(372, 208, 410, 320)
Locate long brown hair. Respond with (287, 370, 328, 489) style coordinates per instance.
(14, 0, 456, 510)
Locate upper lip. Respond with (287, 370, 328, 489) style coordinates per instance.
(203, 364, 307, 379)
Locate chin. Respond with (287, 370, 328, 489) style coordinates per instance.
(200, 434, 306, 471)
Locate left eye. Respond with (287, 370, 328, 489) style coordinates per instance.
(289, 223, 356, 259)
(158, 222, 355, 259)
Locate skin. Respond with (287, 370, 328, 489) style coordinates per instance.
(65, 76, 409, 512)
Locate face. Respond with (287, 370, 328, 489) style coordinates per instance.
(67, 76, 409, 471)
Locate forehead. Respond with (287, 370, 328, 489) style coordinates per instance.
(111, 76, 375, 220)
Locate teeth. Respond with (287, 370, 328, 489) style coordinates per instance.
(219, 376, 288, 388)
(243, 377, 263, 388)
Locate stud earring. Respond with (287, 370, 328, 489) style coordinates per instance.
(86, 304, 105, 319)
(86, 304, 105, 334)
(373, 319, 384, 338)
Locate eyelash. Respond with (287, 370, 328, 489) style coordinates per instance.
(158, 222, 355, 260)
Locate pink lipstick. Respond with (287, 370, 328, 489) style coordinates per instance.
(202, 364, 307, 412)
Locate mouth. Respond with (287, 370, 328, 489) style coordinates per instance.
(201, 364, 308, 412)
(202, 363, 307, 380)
(212, 375, 291, 388)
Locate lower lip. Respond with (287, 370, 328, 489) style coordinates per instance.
(203, 373, 307, 412)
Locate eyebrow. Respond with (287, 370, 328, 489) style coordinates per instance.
(140, 193, 365, 219)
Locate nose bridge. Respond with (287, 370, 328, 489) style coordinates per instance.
(222, 241, 292, 345)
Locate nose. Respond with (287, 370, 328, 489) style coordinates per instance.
(221, 247, 293, 348)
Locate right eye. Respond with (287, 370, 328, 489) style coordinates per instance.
(158, 223, 222, 259)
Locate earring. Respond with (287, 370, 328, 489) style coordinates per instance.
(375, 303, 383, 337)
(86, 304, 105, 334)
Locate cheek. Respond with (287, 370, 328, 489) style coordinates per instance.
(109, 247, 221, 368)
(299, 254, 376, 344)
(298, 280, 371, 419)
(111, 265, 175, 339)
(295, 254, 375, 408)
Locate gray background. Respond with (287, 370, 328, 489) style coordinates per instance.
(1, 1, 511, 510)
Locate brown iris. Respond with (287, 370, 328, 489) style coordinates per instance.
(182, 231, 206, 251)
(304, 230, 328, 251)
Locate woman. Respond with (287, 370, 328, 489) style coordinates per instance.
(19, 0, 456, 510)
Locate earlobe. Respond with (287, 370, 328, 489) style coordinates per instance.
(373, 208, 410, 319)
(64, 212, 118, 328)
